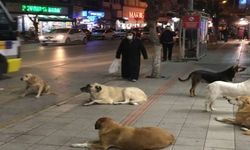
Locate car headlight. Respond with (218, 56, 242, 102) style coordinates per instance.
(56, 35, 64, 40)
(39, 35, 45, 40)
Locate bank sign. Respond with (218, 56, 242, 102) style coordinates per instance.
(20, 4, 68, 15)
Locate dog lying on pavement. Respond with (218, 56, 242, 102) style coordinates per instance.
(206, 78, 250, 112)
(71, 117, 175, 150)
(80, 83, 147, 106)
(215, 96, 250, 135)
(178, 64, 246, 97)
(20, 73, 51, 98)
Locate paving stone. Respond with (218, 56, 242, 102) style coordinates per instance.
(235, 140, 250, 150)
(26, 125, 58, 136)
(175, 137, 205, 146)
(204, 148, 235, 150)
(0, 142, 31, 150)
(207, 130, 234, 140)
(37, 135, 72, 146)
(27, 144, 60, 150)
(0, 133, 18, 143)
(172, 145, 203, 150)
(205, 139, 235, 149)
(10, 134, 45, 144)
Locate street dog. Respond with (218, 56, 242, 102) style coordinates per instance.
(71, 117, 175, 150)
(215, 96, 250, 135)
(178, 64, 246, 97)
(206, 78, 250, 112)
(20, 73, 51, 98)
(80, 83, 147, 106)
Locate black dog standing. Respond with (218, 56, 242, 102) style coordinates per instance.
(178, 65, 246, 97)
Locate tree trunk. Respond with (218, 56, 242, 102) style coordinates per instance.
(28, 15, 39, 40)
(147, 20, 162, 78)
(144, 0, 163, 78)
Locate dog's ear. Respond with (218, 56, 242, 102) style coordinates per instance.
(95, 117, 110, 130)
(28, 75, 36, 83)
(95, 86, 102, 92)
(238, 66, 247, 72)
(234, 64, 246, 72)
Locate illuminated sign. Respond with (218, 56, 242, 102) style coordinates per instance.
(239, 0, 247, 4)
(129, 11, 144, 19)
(82, 11, 104, 17)
(81, 11, 104, 22)
(21, 5, 62, 14)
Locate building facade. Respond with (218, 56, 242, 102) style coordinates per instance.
(3, 0, 73, 33)
(101, 0, 147, 29)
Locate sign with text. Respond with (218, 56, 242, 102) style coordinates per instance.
(20, 4, 68, 15)
(129, 11, 144, 19)
(182, 15, 200, 29)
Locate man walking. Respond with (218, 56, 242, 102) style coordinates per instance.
(160, 26, 176, 61)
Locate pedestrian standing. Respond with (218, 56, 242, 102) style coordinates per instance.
(116, 31, 148, 82)
(243, 29, 248, 40)
(160, 26, 176, 61)
(222, 27, 229, 42)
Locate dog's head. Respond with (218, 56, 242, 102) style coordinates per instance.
(80, 83, 102, 93)
(232, 64, 246, 73)
(94, 117, 114, 130)
(235, 96, 250, 110)
(227, 96, 250, 110)
(20, 73, 35, 82)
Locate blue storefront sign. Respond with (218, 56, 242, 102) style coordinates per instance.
(81, 11, 104, 22)
(239, 0, 247, 4)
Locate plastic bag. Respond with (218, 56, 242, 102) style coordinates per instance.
(108, 59, 120, 74)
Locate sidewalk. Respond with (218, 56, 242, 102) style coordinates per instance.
(0, 40, 250, 150)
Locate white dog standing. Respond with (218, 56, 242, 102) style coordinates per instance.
(206, 78, 250, 112)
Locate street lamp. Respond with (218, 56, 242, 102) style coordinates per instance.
(222, 0, 227, 4)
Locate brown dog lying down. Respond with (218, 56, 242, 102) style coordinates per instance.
(71, 117, 175, 150)
(178, 64, 246, 97)
(20, 73, 51, 98)
(215, 96, 250, 135)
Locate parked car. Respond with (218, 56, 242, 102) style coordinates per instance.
(81, 28, 91, 40)
(91, 29, 114, 40)
(39, 28, 87, 45)
(113, 29, 127, 39)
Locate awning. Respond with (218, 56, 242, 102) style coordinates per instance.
(38, 17, 72, 22)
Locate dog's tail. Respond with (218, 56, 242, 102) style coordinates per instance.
(170, 134, 176, 144)
(178, 73, 192, 82)
(48, 92, 57, 96)
(71, 143, 88, 148)
(241, 127, 250, 136)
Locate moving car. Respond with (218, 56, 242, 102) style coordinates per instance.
(39, 28, 87, 45)
(91, 29, 114, 40)
(81, 28, 91, 40)
(113, 29, 127, 39)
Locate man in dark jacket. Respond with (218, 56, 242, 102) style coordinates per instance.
(160, 26, 176, 61)
(116, 31, 148, 82)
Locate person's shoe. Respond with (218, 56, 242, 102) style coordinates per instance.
(130, 79, 137, 82)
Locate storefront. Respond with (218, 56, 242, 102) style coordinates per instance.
(75, 10, 105, 31)
(5, 3, 71, 34)
(117, 6, 146, 29)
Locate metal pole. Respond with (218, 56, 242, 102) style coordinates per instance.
(188, 0, 193, 11)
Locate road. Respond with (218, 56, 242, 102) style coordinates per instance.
(0, 39, 153, 128)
